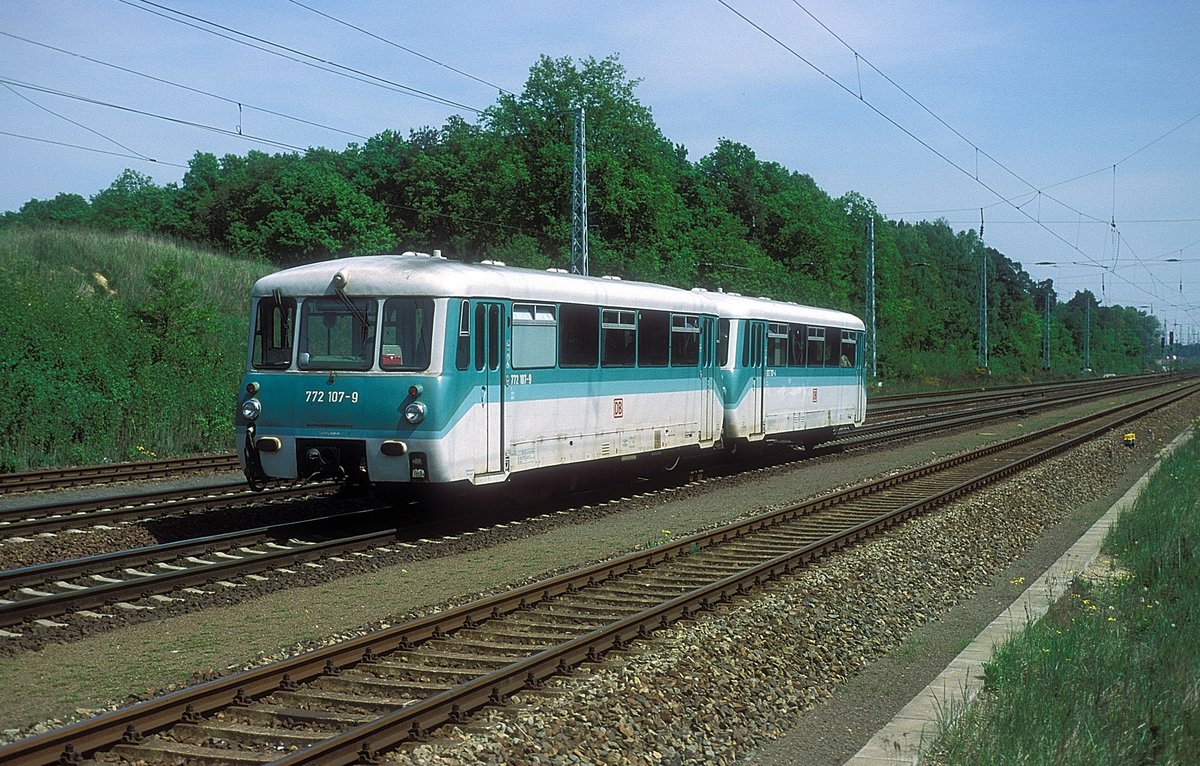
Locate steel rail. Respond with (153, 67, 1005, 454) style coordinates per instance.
(0, 481, 333, 538)
(0, 454, 240, 494)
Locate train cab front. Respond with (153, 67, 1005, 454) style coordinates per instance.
(237, 371, 439, 491)
(237, 270, 441, 492)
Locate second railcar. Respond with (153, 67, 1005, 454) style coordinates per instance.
(710, 291, 866, 446)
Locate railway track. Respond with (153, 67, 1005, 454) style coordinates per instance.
(3, 381, 1193, 766)
(3, 377, 1190, 642)
(0, 375, 1181, 542)
(0, 375, 1168, 498)
(0, 454, 240, 495)
(0, 508, 376, 636)
(0, 481, 335, 538)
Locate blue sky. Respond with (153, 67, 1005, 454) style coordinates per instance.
(3, 1, 1197, 339)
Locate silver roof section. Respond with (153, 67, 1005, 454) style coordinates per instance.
(253, 253, 863, 329)
(705, 290, 865, 331)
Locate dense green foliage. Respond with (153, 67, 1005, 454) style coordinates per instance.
(0, 227, 271, 471)
(0, 55, 1182, 469)
(931, 428, 1200, 763)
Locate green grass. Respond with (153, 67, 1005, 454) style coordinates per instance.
(0, 225, 275, 471)
(927, 423, 1200, 765)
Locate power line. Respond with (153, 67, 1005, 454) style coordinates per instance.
(0, 30, 370, 141)
(717, 0, 1194, 315)
(897, 217, 1200, 225)
(2, 81, 154, 161)
(0, 129, 186, 168)
(119, 0, 484, 114)
(286, 0, 514, 97)
(785, 0, 1199, 308)
(0, 77, 307, 152)
(789, 0, 1199, 234)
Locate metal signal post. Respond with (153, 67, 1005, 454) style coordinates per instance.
(571, 107, 588, 276)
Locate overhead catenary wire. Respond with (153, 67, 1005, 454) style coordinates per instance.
(0, 129, 187, 168)
(0, 77, 308, 153)
(286, 0, 515, 98)
(789, 1, 1200, 234)
(2, 81, 155, 162)
(0, 31, 370, 142)
(785, 0, 1197, 323)
(717, 0, 1194, 323)
(119, 0, 485, 114)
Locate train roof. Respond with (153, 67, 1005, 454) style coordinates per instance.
(252, 253, 715, 314)
(252, 253, 864, 330)
(702, 290, 865, 331)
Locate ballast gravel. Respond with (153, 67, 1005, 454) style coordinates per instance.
(2, 401, 1195, 762)
(383, 408, 1192, 766)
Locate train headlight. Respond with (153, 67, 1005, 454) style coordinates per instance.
(240, 399, 262, 422)
(403, 401, 426, 425)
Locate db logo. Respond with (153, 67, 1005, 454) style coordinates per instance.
(613, 398, 624, 418)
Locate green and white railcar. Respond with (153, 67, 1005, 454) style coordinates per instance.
(710, 292, 866, 446)
(236, 253, 724, 491)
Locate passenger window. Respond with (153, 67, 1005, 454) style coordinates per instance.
(840, 329, 858, 367)
(806, 326, 826, 368)
(822, 326, 839, 367)
(512, 303, 557, 369)
(602, 309, 637, 367)
(671, 314, 700, 367)
(789, 324, 806, 367)
(559, 303, 599, 367)
(767, 323, 788, 367)
(379, 297, 433, 371)
(455, 300, 470, 371)
(251, 295, 296, 369)
(638, 310, 669, 367)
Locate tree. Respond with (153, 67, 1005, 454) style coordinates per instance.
(89, 169, 180, 233)
(0, 193, 91, 229)
(236, 159, 395, 262)
(483, 54, 698, 281)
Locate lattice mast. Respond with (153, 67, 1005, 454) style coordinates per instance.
(570, 107, 588, 276)
(865, 216, 877, 378)
(977, 209, 988, 369)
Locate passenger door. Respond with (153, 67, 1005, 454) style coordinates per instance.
(746, 320, 766, 437)
(475, 302, 506, 474)
(700, 316, 718, 442)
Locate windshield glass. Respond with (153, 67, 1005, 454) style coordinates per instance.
(379, 297, 435, 371)
(251, 295, 296, 370)
(297, 297, 378, 371)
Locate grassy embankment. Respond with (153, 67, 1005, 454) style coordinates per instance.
(0, 226, 274, 472)
(928, 423, 1200, 764)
